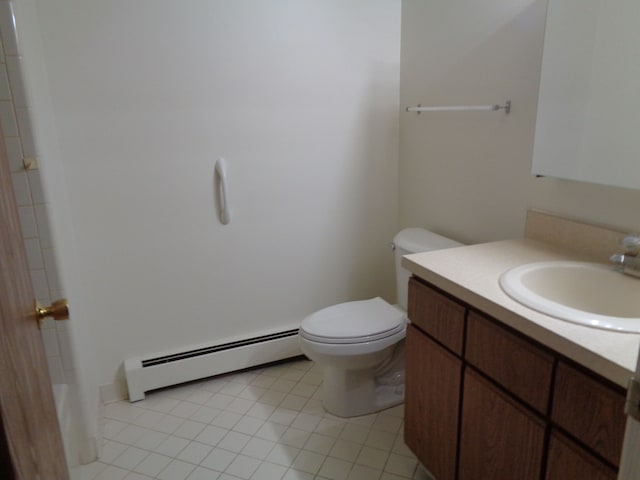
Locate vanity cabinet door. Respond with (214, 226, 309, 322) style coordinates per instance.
(551, 362, 626, 466)
(545, 431, 616, 480)
(459, 369, 545, 480)
(405, 324, 461, 480)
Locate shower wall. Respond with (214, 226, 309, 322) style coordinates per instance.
(0, 0, 74, 387)
(15, 0, 401, 401)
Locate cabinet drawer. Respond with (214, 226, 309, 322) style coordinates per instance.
(545, 431, 616, 480)
(551, 362, 626, 466)
(408, 278, 465, 355)
(466, 312, 554, 413)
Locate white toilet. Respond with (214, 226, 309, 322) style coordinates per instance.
(299, 228, 462, 417)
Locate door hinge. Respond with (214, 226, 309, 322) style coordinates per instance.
(627, 377, 640, 422)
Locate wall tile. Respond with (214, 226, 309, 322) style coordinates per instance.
(46, 355, 66, 384)
(57, 329, 76, 371)
(6, 56, 27, 107)
(4, 134, 22, 171)
(0, 63, 10, 100)
(42, 327, 61, 356)
(29, 268, 49, 299)
(42, 247, 62, 293)
(26, 169, 45, 203)
(0, 99, 17, 135)
(34, 203, 52, 248)
(17, 204, 37, 237)
(16, 107, 36, 156)
(10, 170, 30, 204)
(24, 237, 44, 269)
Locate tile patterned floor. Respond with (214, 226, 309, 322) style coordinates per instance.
(71, 358, 431, 480)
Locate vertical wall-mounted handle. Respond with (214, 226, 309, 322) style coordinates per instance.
(214, 157, 231, 225)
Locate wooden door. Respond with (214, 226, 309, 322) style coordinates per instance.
(458, 368, 545, 480)
(0, 123, 69, 478)
(405, 324, 462, 480)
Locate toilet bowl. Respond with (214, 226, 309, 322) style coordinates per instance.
(298, 228, 462, 417)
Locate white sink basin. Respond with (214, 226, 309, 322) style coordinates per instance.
(499, 261, 640, 333)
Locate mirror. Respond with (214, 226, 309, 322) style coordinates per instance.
(532, 0, 640, 190)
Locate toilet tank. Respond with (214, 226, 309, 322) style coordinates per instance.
(393, 228, 463, 310)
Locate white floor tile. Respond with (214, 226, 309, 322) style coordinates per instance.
(328, 439, 362, 462)
(195, 425, 229, 446)
(200, 447, 237, 472)
(280, 427, 311, 447)
(282, 469, 314, 480)
(384, 453, 418, 478)
(155, 435, 190, 457)
(212, 410, 243, 429)
(156, 459, 196, 480)
(151, 414, 184, 434)
(318, 456, 353, 480)
(111, 446, 148, 471)
(123, 472, 154, 480)
(82, 359, 421, 480)
(186, 466, 221, 480)
(268, 408, 298, 426)
(265, 444, 300, 466)
(366, 429, 397, 451)
(339, 424, 370, 444)
(233, 415, 264, 435)
(218, 431, 252, 453)
(171, 401, 202, 419)
(132, 430, 168, 451)
(250, 461, 288, 480)
(303, 432, 335, 455)
(174, 419, 207, 439)
(224, 454, 261, 479)
(133, 453, 172, 477)
(291, 450, 325, 474)
(177, 441, 214, 464)
(241, 436, 276, 460)
(190, 405, 221, 423)
(94, 465, 130, 480)
(99, 441, 128, 464)
(356, 445, 389, 470)
(348, 464, 382, 480)
(279, 394, 307, 411)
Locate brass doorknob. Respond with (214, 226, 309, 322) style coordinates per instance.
(36, 299, 69, 327)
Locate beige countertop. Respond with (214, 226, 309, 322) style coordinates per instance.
(403, 238, 640, 388)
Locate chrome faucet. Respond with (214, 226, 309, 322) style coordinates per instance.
(610, 234, 640, 278)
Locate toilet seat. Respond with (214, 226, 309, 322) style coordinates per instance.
(300, 297, 406, 345)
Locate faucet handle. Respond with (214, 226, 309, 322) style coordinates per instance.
(622, 234, 640, 254)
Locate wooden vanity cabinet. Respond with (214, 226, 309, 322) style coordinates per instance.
(405, 277, 627, 480)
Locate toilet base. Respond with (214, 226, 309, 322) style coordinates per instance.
(321, 365, 404, 417)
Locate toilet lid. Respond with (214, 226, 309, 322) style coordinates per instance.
(300, 297, 406, 344)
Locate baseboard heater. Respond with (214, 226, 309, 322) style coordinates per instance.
(124, 328, 302, 402)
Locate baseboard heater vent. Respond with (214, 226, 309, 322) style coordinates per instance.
(124, 328, 301, 402)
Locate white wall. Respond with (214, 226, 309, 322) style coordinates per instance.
(400, 0, 640, 245)
(18, 0, 401, 393)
